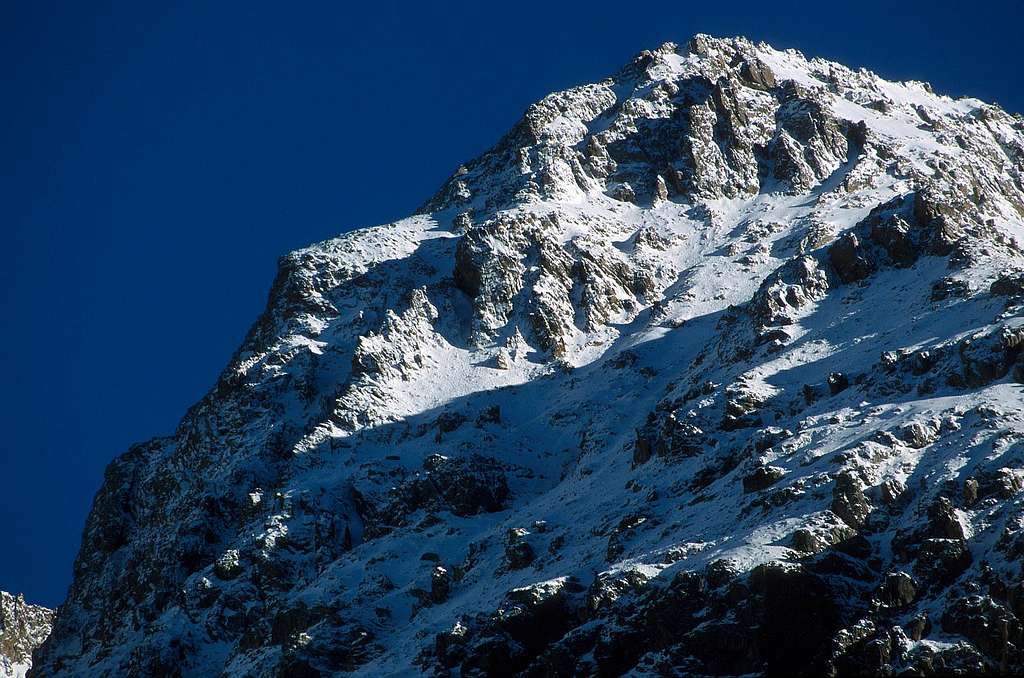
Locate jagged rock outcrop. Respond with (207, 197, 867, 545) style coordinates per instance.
(34, 34, 1024, 676)
(0, 593, 52, 678)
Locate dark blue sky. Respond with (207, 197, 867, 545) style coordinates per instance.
(2, 1, 1020, 608)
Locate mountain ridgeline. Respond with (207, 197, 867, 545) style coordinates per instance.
(30, 35, 1024, 676)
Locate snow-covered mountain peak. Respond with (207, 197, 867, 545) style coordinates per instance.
(31, 35, 1024, 676)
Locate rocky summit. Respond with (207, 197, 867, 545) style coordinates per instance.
(30, 35, 1024, 676)
(1, 592, 52, 678)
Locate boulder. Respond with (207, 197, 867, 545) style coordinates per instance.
(901, 421, 939, 449)
(927, 497, 965, 540)
(829, 233, 874, 283)
(827, 372, 850, 395)
(505, 528, 536, 570)
(739, 58, 776, 90)
(875, 572, 917, 609)
(831, 471, 871, 528)
(742, 466, 786, 493)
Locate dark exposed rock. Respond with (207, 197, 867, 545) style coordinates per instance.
(874, 322, 1024, 393)
(905, 612, 932, 641)
(504, 528, 535, 570)
(605, 513, 649, 562)
(746, 563, 843, 674)
(829, 191, 970, 289)
(769, 83, 851, 193)
(932, 276, 971, 301)
(431, 567, 451, 604)
(354, 454, 510, 537)
(608, 182, 636, 203)
(475, 405, 501, 427)
(827, 372, 849, 395)
(738, 58, 777, 90)
(927, 497, 965, 540)
(271, 602, 312, 646)
(874, 571, 917, 609)
(942, 595, 1023, 669)
(831, 470, 871, 529)
(435, 561, 848, 677)
(879, 477, 906, 506)
(792, 523, 857, 554)
(992, 271, 1024, 298)
(742, 465, 786, 493)
(829, 233, 874, 283)
(914, 539, 972, 585)
(585, 568, 651, 618)
(609, 350, 639, 369)
(964, 478, 980, 506)
(633, 413, 710, 465)
(958, 324, 1024, 387)
(977, 468, 1024, 500)
(435, 578, 586, 675)
(434, 411, 467, 438)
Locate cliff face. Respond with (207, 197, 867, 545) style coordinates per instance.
(1, 592, 52, 678)
(33, 35, 1024, 676)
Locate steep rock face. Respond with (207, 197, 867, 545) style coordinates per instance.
(34, 35, 1024, 676)
(0, 593, 52, 678)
